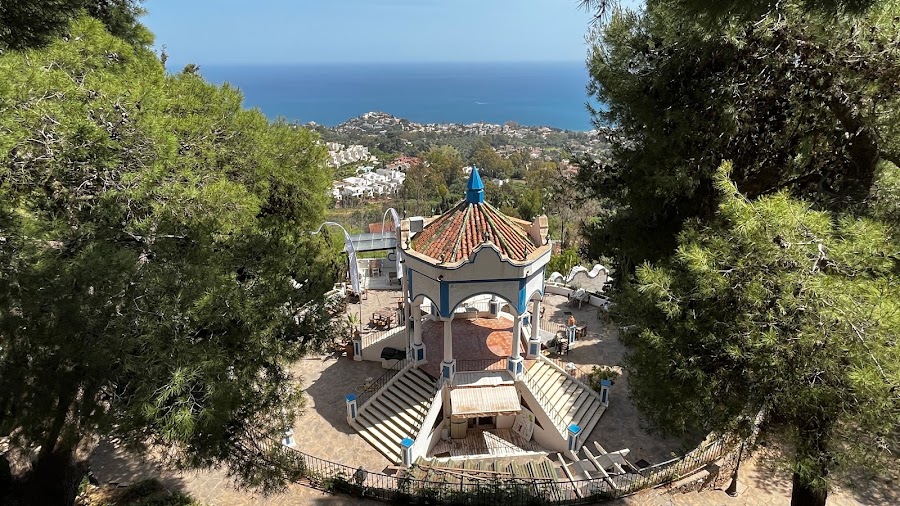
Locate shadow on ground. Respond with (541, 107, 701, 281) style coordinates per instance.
(747, 442, 899, 506)
(299, 356, 385, 437)
(91, 439, 187, 492)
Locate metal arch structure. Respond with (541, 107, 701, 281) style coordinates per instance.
(347, 231, 397, 252)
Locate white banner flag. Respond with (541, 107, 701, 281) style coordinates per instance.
(344, 235, 361, 295)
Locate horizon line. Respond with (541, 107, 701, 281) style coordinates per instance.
(164, 59, 587, 67)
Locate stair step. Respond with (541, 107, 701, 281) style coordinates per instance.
(561, 389, 592, 423)
(398, 373, 432, 399)
(358, 409, 407, 444)
(390, 381, 427, 407)
(353, 419, 402, 463)
(404, 380, 434, 404)
(541, 373, 567, 402)
(407, 368, 433, 388)
(533, 364, 557, 389)
(378, 391, 427, 429)
(366, 400, 418, 436)
(579, 405, 606, 441)
(569, 390, 598, 425)
(549, 379, 576, 409)
(381, 386, 428, 413)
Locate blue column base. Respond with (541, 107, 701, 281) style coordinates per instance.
(507, 356, 524, 377)
(441, 359, 456, 382)
(526, 339, 541, 359)
(600, 379, 611, 407)
(412, 342, 427, 364)
(345, 393, 358, 423)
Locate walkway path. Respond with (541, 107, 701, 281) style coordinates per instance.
(611, 451, 897, 506)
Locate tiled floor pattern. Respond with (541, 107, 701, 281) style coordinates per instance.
(418, 317, 525, 378)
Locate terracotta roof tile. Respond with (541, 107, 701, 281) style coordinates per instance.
(411, 200, 537, 263)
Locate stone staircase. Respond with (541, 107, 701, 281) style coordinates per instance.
(406, 454, 562, 487)
(351, 367, 437, 463)
(522, 360, 605, 442)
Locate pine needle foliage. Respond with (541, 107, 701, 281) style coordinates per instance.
(619, 162, 899, 502)
(0, 17, 337, 505)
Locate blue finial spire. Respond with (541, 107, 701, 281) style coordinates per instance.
(466, 166, 485, 204)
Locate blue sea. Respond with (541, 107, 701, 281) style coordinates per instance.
(196, 62, 596, 131)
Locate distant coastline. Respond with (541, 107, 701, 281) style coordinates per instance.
(195, 62, 597, 131)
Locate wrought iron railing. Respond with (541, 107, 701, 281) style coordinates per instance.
(521, 365, 569, 435)
(245, 430, 731, 505)
(355, 351, 411, 409)
(541, 355, 594, 387)
(455, 358, 508, 372)
(540, 317, 565, 336)
(360, 322, 406, 349)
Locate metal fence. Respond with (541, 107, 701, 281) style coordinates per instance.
(360, 322, 406, 349)
(540, 318, 565, 336)
(455, 358, 508, 372)
(248, 431, 732, 505)
(541, 356, 594, 387)
(355, 351, 411, 409)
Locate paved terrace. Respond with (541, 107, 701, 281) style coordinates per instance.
(90, 288, 896, 504)
(349, 290, 683, 465)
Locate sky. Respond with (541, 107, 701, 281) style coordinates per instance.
(142, 0, 603, 65)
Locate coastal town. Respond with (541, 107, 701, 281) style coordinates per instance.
(323, 112, 596, 208)
(316, 112, 607, 158)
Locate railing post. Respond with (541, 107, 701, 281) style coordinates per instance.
(353, 335, 363, 362)
(599, 379, 611, 407)
(401, 437, 414, 467)
(567, 424, 582, 452)
(282, 427, 295, 447)
(346, 393, 358, 423)
(527, 340, 541, 359)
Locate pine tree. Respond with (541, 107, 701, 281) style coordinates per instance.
(620, 164, 899, 505)
(0, 17, 337, 505)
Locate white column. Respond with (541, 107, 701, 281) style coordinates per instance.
(412, 302, 426, 364)
(507, 314, 524, 377)
(527, 299, 542, 359)
(414, 303, 423, 345)
(440, 318, 455, 381)
(511, 315, 522, 360)
(401, 273, 409, 321)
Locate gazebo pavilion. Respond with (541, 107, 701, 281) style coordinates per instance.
(347, 169, 609, 466)
(399, 166, 553, 382)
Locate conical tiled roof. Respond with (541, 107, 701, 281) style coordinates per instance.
(411, 168, 538, 263)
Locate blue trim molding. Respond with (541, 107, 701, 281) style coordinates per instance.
(439, 281, 450, 317)
(518, 279, 527, 314)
